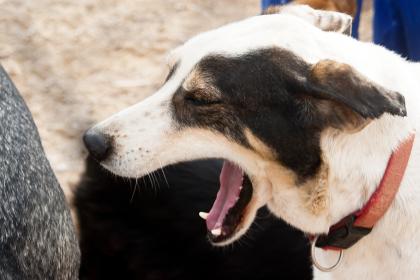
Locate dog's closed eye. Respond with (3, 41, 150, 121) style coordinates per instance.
(184, 90, 222, 106)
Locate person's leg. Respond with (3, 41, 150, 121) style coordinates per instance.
(397, 0, 420, 61)
(351, 0, 363, 39)
(374, 0, 420, 61)
(373, 0, 407, 58)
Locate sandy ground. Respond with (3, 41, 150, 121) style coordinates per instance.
(0, 0, 371, 202)
(0, 0, 260, 200)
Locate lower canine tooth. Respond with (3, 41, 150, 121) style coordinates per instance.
(199, 212, 209, 220)
(211, 228, 222, 236)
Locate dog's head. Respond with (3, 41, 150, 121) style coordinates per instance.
(84, 6, 406, 246)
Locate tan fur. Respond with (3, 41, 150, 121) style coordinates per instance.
(263, 0, 357, 16)
(183, 68, 205, 91)
(318, 99, 370, 132)
(295, 0, 357, 16)
(183, 68, 221, 99)
(244, 129, 330, 216)
(262, 6, 282, 15)
(302, 163, 329, 215)
(310, 59, 376, 131)
(311, 59, 352, 83)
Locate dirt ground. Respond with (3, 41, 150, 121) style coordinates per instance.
(0, 0, 371, 203)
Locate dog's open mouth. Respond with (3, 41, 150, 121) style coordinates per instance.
(199, 160, 253, 244)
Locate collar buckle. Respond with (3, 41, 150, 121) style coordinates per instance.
(315, 214, 372, 250)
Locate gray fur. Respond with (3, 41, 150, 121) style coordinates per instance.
(0, 66, 80, 279)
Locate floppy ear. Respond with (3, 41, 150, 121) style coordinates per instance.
(293, 59, 407, 131)
(307, 59, 407, 120)
(264, 4, 353, 35)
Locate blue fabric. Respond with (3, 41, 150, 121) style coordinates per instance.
(261, 0, 291, 11)
(374, 0, 420, 61)
(261, 0, 362, 39)
(351, 0, 363, 39)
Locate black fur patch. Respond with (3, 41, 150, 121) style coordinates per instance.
(171, 48, 406, 182)
(75, 157, 312, 280)
(172, 48, 322, 181)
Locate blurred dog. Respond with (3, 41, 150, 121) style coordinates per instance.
(0, 66, 80, 279)
(264, 0, 357, 17)
(75, 157, 312, 280)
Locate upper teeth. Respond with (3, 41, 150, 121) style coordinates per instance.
(211, 228, 222, 236)
(199, 212, 209, 220)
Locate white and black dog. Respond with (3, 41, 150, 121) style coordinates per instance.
(84, 5, 419, 279)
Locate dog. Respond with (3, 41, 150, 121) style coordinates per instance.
(83, 5, 420, 279)
(75, 157, 312, 279)
(0, 66, 80, 279)
(264, 0, 357, 17)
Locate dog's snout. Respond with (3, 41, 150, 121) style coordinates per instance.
(83, 129, 112, 162)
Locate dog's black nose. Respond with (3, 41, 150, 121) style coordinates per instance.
(83, 129, 112, 162)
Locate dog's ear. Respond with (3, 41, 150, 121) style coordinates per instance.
(265, 4, 353, 35)
(297, 59, 406, 130)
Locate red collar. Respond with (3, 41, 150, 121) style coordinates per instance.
(315, 133, 416, 250)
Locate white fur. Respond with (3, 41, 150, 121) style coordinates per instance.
(90, 7, 420, 279)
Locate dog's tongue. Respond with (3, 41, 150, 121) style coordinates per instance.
(206, 160, 244, 231)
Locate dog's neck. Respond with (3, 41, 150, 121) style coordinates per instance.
(266, 114, 414, 233)
(323, 115, 413, 224)
(311, 114, 420, 278)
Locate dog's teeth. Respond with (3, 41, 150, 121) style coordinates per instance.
(199, 212, 209, 220)
(211, 228, 222, 236)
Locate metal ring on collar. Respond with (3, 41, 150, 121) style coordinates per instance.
(311, 235, 344, 272)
